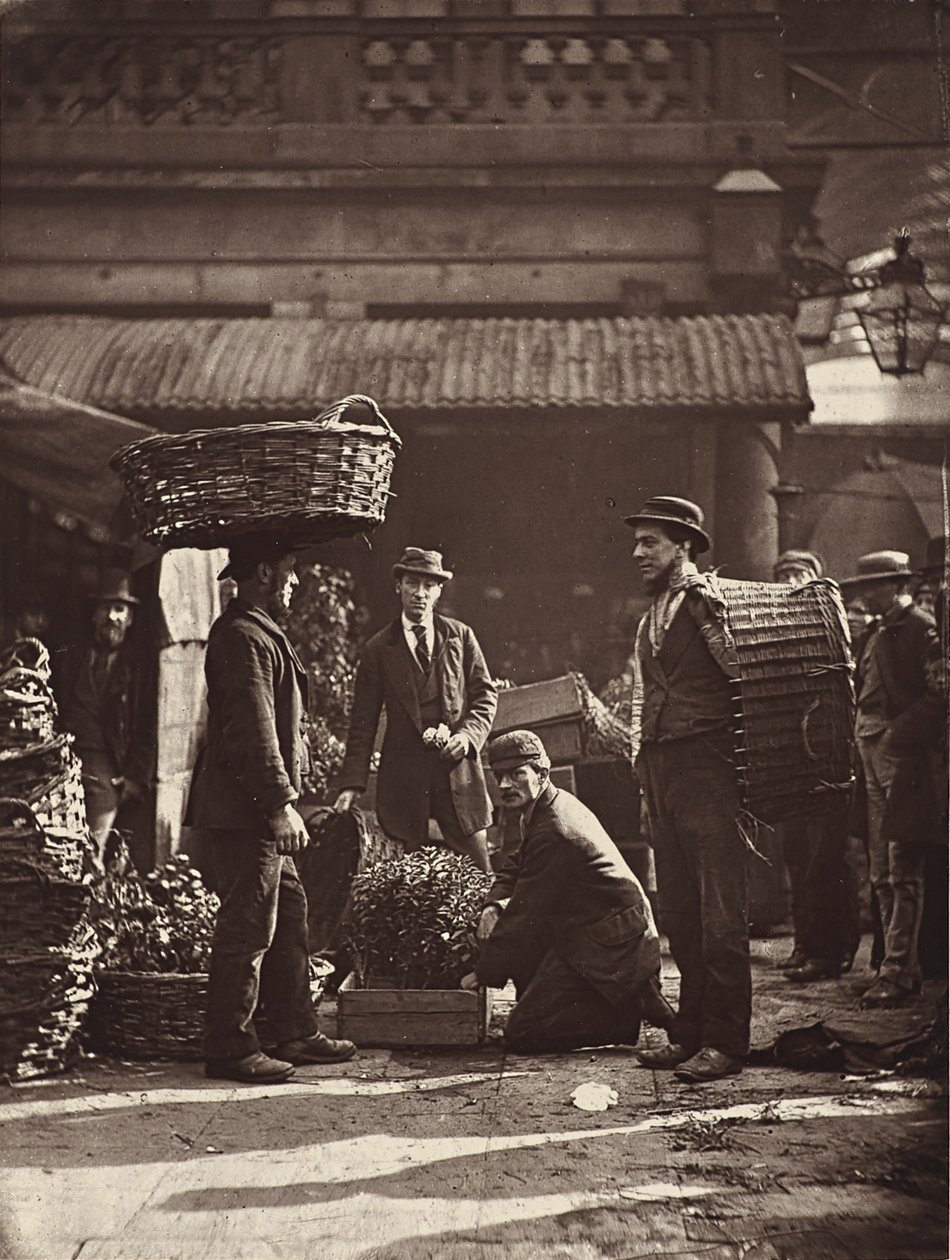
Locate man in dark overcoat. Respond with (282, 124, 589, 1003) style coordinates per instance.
(188, 534, 355, 1083)
(842, 550, 938, 1008)
(473, 730, 673, 1052)
(334, 547, 497, 872)
(625, 495, 748, 1083)
(59, 569, 156, 862)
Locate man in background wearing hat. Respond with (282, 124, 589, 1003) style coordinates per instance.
(772, 550, 860, 984)
(471, 729, 673, 1052)
(188, 535, 356, 1084)
(60, 570, 156, 861)
(334, 548, 497, 873)
(624, 495, 749, 1083)
(843, 550, 938, 1008)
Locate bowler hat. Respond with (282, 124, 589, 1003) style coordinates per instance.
(392, 547, 453, 583)
(840, 550, 914, 589)
(89, 569, 139, 606)
(218, 533, 297, 582)
(774, 549, 824, 580)
(488, 730, 552, 772)
(921, 535, 948, 577)
(623, 496, 710, 553)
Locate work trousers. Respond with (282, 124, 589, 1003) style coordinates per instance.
(77, 746, 121, 856)
(504, 949, 640, 1052)
(856, 732, 926, 993)
(203, 831, 319, 1061)
(638, 733, 751, 1058)
(781, 801, 860, 965)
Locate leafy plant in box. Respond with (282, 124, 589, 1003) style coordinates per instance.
(345, 848, 492, 990)
(89, 848, 219, 974)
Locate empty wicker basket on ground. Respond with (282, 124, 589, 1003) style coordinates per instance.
(110, 395, 402, 550)
(710, 575, 855, 826)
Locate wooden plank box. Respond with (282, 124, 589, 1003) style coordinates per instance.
(337, 981, 490, 1047)
(494, 674, 584, 764)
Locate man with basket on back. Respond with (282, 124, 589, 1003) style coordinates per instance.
(624, 496, 750, 1084)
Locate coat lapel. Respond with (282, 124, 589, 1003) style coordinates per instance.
(383, 618, 422, 729)
(235, 604, 310, 705)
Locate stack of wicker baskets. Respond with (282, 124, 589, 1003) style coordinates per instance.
(110, 395, 402, 550)
(0, 639, 97, 1082)
(713, 575, 855, 826)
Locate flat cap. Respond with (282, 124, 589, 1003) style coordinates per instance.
(487, 729, 551, 771)
(774, 549, 824, 580)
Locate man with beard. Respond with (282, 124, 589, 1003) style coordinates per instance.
(472, 729, 674, 1052)
(625, 496, 749, 1083)
(188, 534, 355, 1083)
(60, 570, 155, 860)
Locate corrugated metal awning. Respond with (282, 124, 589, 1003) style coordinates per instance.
(0, 373, 156, 532)
(0, 314, 810, 420)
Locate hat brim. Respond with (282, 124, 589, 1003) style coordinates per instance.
(393, 564, 453, 582)
(89, 592, 140, 606)
(623, 512, 710, 554)
(839, 568, 913, 588)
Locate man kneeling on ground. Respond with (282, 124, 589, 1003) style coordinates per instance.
(471, 730, 674, 1052)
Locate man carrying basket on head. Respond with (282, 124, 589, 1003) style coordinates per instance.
(188, 534, 356, 1084)
(333, 547, 497, 874)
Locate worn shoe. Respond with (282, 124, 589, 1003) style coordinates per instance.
(205, 1051, 295, 1083)
(860, 978, 911, 1010)
(276, 1032, 357, 1065)
(641, 981, 677, 1033)
(673, 1047, 744, 1083)
(636, 1042, 694, 1069)
(785, 958, 841, 984)
(776, 946, 807, 971)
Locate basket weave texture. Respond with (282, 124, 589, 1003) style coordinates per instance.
(715, 576, 855, 825)
(88, 971, 209, 1060)
(110, 395, 402, 550)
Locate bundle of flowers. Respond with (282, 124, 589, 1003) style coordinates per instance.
(345, 848, 492, 990)
(89, 849, 219, 974)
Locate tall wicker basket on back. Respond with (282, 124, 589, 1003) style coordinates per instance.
(712, 575, 855, 826)
(110, 395, 401, 550)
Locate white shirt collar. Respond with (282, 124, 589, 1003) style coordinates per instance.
(402, 612, 435, 647)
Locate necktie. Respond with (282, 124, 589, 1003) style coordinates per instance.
(411, 623, 430, 673)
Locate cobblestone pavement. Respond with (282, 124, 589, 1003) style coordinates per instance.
(1, 936, 946, 1260)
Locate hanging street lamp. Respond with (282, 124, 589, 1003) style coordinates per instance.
(854, 231, 945, 376)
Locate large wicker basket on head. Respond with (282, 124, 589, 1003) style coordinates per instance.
(712, 575, 855, 826)
(110, 395, 402, 550)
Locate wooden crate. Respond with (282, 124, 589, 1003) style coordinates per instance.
(494, 675, 584, 764)
(337, 981, 490, 1047)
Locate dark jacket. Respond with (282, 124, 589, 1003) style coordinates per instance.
(187, 600, 311, 832)
(58, 638, 156, 788)
(638, 594, 737, 744)
(338, 614, 496, 845)
(856, 602, 937, 721)
(476, 783, 661, 1009)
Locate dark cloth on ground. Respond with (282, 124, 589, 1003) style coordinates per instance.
(638, 730, 751, 1058)
(749, 1013, 948, 1078)
(202, 832, 319, 1061)
(476, 783, 660, 1050)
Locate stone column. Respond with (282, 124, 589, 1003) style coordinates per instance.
(713, 419, 780, 581)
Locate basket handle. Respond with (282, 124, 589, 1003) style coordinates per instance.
(313, 394, 401, 445)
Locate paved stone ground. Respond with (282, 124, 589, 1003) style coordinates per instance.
(1, 936, 946, 1260)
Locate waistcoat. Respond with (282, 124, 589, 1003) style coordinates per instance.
(638, 598, 735, 743)
(412, 649, 442, 727)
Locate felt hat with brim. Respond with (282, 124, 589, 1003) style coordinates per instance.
(392, 547, 453, 582)
(488, 730, 552, 772)
(774, 549, 824, 580)
(623, 495, 710, 553)
(89, 570, 139, 606)
(840, 550, 914, 589)
(921, 535, 948, 576)
(218, 533, 297, 582)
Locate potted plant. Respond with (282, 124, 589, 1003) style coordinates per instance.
(338, 848, 493, 1047)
